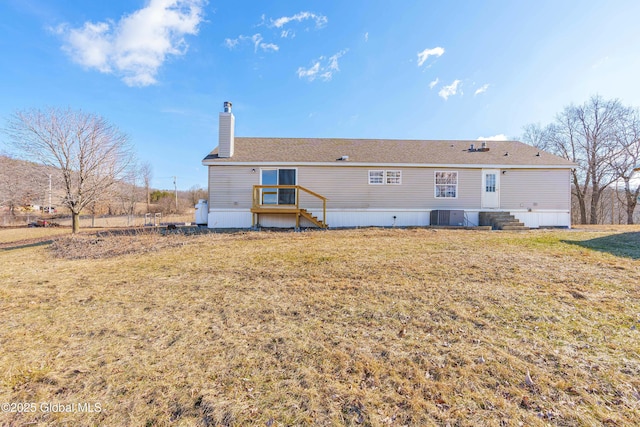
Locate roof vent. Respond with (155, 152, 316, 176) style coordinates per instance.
(504, 151, 509, 156)
(337, 155, 349, 161)
(474, 141, 489, 152)
(469, 143, 475, 152)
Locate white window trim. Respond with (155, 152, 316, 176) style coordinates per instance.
(259, 167, 298, 185)
(434, 171, 458, 199)
(369, 170, 402, 185)
(385, 170, 402, 185)
(260, 168, 298, 205)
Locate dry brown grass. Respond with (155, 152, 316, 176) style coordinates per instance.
(0, 227, 70, 245)
(1, 227, 639, 426)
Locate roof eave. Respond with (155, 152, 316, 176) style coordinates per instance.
(201, 160, 575, 169)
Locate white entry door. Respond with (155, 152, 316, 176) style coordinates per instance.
(482, 169, 500, 208)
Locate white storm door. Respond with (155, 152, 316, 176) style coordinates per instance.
(482, 169, 500, 208)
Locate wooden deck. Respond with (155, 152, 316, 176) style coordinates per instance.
(251, 185, 327, 229)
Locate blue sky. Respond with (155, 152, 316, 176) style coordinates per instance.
(1, 0, 640, 190)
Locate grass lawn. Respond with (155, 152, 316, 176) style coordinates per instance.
(1, 227, 639, 426)
(0, 227, 71, 244)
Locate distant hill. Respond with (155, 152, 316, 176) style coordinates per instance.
(0, 155, 206, 216)
(0, 155, 63, 212)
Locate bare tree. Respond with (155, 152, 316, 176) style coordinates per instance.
(553, 110, 591, 224)
(5, 107, 132, 233)
(186, 185, 207, 207)
(610, 108, 640, 224)
(521, 123, 552, 151)
(119, 160, 141, 225)
(577, 96, 630, 224)
(140, 161, 153, 212)
(523, 95, 633, 224)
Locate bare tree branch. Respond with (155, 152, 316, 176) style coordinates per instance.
(4, 107, 133, 233)
(522, 95, 635, 224)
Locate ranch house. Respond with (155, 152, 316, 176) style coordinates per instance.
(202, 102, 575, 229)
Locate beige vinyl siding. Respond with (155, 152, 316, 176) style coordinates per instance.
(209, 165, 570, 212)
(209, 165, 481, 210)
(208, 166, 257, 209)
(297, 166, 479, 209)
(500, 169, 571, 210)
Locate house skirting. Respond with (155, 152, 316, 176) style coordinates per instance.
(208, 209, 571, 229)
(511, 210, 571, 228)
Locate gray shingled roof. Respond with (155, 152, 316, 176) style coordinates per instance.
(203, 137, 574, 167)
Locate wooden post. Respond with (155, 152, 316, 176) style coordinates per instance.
(323, 199, 326, 227)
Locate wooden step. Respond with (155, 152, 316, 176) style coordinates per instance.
(299, 208, 328, 229)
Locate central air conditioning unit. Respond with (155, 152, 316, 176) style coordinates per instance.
(430, 210, 464, 226)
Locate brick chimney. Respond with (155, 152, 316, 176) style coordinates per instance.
(218, 101, 234, 158)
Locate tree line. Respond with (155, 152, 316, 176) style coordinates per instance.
(522, 95, 640, 225)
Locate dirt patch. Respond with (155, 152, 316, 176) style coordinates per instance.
(49, 230, 193, 259)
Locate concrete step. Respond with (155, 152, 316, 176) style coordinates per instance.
(479, 211, 529, 230)
(494, 220, 525, 227)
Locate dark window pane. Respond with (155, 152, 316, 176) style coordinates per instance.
(278, 169, 296, 204)
(278, 189, 295, 204)
(279, 169, 296, 185)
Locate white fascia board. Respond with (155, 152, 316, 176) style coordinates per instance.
(202, 160, 573, 169)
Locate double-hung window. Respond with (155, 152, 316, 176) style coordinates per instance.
(385, 170, 401, 185)
(435, 171, 458, 198)
(368, 170, 384, 185)
(369, 170, 402, 185)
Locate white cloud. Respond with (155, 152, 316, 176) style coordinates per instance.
(474, 84, 489, 96)
(364, 32, 369, 42)
(260, 42, 279, 52)
(297, 62, 321, 80)
(224, 38, 239, 49)
(271, 11, 327, 29)
(224, 33, 279, 52)
(297, 49, 348, 82)
(477, 134, 509, 141)
(417, 46, 444, 67)
(438, 79, 461, 100)
(250, 34, 264, 52)
(280, 29, 293, 38)
(57, 0, 205, 87)
(429, 78, 439, 89)
(327, 49, 347, 71)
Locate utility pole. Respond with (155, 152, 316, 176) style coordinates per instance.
(173, 176, 178, 213)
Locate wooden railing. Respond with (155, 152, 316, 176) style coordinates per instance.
(252, 185, 327, 226)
